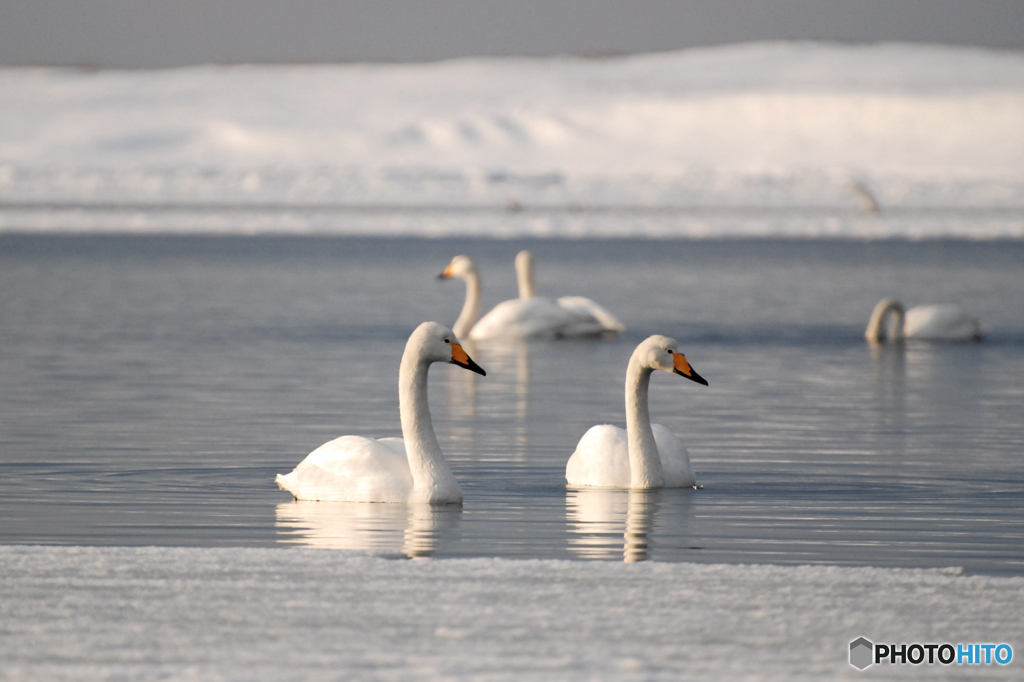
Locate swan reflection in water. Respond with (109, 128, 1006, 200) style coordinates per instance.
(438, 337, 480, 451)
(869, 342, 907, 431)
(567, 488, 671, 562)
(442, 338, 534, 460)
(869, 338, 980, 466)
(276, 501, 461, 558)
(482, 340, 532, 455)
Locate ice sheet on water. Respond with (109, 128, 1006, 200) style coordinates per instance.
(1, 545, 1022, 680)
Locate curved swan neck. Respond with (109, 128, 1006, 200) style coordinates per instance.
(866, 298, 905, 343)
(399, 339, 462, 503)
(625, 355, 665, 489)
(515, 250, 537, 299)
(453, 268, 481, 340)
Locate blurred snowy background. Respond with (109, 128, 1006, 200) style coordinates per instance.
(2, 42, 1022, 237)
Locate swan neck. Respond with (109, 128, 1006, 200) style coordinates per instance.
(866, 299, 905, 343)
(516, 252, 537, 299)
(453, 269, 481, 340)
(625, 359, 664, 489)
(399, 346, 461, 502)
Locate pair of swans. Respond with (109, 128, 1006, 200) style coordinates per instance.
(866, 298, 982, 343)
(439, 250, 625, 340)
(276, 323, 707, 504)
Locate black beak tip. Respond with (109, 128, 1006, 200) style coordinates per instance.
(675, 368, 709, 386)
(454, 357, 487, 376)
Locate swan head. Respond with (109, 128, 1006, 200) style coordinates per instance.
(634, 335, 708, 386)
(438, 255, 477, 281)
(410, 321, 486, 376)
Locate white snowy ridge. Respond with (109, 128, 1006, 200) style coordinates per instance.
(1, 42, 1022, 238)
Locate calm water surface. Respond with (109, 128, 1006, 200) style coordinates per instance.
(1, 235, 1022, 573)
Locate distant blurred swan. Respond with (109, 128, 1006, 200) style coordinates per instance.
(275, 322, 485, 504)
(438, 250, 625, 340)
(865, 298, 982, 343)
(566, 335, 707, 489)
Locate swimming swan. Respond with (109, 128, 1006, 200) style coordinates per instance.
(566, 335, 708, 489)
(275, 322, 486, 504)
(514, 250, 626, 335)
(438, 250, 625, 340)
(865, 298, 982, 343)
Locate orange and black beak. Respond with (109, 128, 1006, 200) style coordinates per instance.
(672, 352, 708, 386)
(437, 263, 454, 280)
(450, 342, 486, 376)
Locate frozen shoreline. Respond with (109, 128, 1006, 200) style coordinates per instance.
(2, 42, 1022, 238)
(2, 545, 1022, 680)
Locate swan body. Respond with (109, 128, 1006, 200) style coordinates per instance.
(566, 335, 708, 490)
(554, 295, 626, 334)
(439, 251, 625, 340)
(866, 298, 982, 343)
(469, 295, 610, 339)
(567, 423, 695, 488)
(275, 322, 486, 504)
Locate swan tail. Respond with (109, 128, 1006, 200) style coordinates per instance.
(557, 296, 626, 333)
(275, 472, 300, 498)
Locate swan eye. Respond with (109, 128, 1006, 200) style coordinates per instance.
(444, 338, 451, 344)
(666, 349, 673, 354)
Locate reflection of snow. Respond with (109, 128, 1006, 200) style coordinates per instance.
(4, 545, 1020, 679)
(276, 501, 460, 558)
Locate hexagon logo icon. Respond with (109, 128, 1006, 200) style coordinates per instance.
(850, 637, 874, 670)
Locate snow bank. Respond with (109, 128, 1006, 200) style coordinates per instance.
(1, 42, 1022, 237)
(1, 546, 1021, 680)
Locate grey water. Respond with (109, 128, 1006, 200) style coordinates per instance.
(1, 234, 1022, 574)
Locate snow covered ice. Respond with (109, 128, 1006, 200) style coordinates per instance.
(2, 546, 1022, 681)
(1, 42, 1022, 237)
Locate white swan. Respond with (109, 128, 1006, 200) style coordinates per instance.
(566, 335, 708, 490)
(865, 298, 982, 343)
(275, 322, 486, 504)
(515, 250, 626, 335)
(438, 250, 625, 340)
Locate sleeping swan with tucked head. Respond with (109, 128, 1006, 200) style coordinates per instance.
(865, 298, 982, 343)
(275, 322, 486, 504)
(566, 335, 708, 490)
